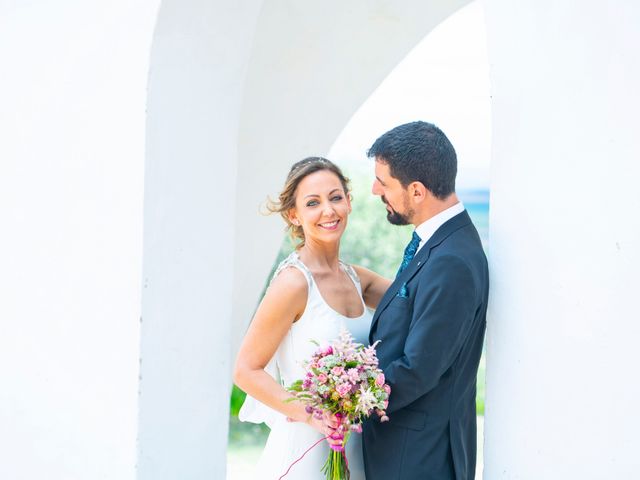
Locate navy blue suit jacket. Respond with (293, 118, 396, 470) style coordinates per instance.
(363, 210, 488, 480)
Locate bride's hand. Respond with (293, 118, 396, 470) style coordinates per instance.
(286, 412, 344, 448)
(321, 412, 345, 449)
(307, 413, 344, 449)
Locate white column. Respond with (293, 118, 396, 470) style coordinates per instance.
(136, 1, 263, 479)
(483, 1, 640, 478)
(0, 2, 159, 479)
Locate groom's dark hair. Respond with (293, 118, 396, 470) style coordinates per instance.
(367, 121, 457, 200)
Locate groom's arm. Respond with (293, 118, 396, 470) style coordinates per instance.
(382, 254, 477, 414)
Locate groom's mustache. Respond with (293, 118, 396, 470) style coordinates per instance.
(381, 196, 394, 211)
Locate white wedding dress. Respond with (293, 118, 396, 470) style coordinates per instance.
(239, 251, 373, 479)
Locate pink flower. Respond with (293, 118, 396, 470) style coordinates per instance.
(375, 373, 385, 387)
(331, 366, 344, 376)
(317, 373, 328, 384)
(383, 384, 391, 395)
(336, 383, 351, 398)
(377, 410, 389, 422)
(346, 368, 360, 383)
(320, 345, 333, 356)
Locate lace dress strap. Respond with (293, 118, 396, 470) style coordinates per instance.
(339, 261, 362, 292)
(270, 251, 314, 286)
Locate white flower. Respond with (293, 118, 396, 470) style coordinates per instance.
(356, 386, 378, 415)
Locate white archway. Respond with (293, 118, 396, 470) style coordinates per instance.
(2, 1, 638, 479)
(138, 1, 474, 478)
(140, 2, 640, 478)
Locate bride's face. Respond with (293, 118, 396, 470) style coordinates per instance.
(289, 170, 351, 244)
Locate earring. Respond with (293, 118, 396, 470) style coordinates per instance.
(292, 219, 299, 225)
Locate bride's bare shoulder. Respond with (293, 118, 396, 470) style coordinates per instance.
(263, 264, 309, 312)
(269, 264, 308, 293)
(248, 265, 307, 325)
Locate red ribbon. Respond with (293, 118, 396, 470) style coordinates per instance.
(278, 435, 331, 480)
(279, 416, 349, 478)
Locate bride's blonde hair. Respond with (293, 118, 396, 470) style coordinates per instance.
(267, 157, 351, 248)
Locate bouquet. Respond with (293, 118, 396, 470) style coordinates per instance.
(286, 328, 391, 480)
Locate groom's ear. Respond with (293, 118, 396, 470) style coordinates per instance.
(410, 181, 428, 204)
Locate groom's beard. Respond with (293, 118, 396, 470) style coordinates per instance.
(382, 196, 412, 226)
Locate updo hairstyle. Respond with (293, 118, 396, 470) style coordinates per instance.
(267, 157, 351, 247)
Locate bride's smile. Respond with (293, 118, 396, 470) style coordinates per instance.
(318, 219, 340, 230)
(289, 169, 352, 244)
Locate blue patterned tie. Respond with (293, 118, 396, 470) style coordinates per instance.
(396, 231, 421, 296)
(397, 231, 421, 277)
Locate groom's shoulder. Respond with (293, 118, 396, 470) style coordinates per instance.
(421, 250, 473, 277)
(443, 217, 484, 252)
(425, 228, 485, 269)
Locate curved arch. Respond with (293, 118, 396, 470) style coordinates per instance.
(140, 0, 640, 478)
(139, 1, 473, 476)
(231, 0, 473, 359)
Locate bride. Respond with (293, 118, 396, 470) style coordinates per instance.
(233, 157, 391, 479)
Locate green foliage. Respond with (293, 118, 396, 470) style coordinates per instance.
(476, 352, 486, 415)
(228, 415, 270, 447)
(288, 379, 303, 392)
(230, 384, 247, 417)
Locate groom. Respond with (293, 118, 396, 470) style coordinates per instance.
(362, 121, 489, 480)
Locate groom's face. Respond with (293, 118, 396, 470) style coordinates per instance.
(372, 160, 413, 226)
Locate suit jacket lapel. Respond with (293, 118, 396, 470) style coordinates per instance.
(369, 211, 472, 339)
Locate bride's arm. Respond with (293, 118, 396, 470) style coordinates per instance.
(352, 265, 392, 309)
(233, 268, 327, 432)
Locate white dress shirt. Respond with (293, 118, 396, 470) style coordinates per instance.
(415, 202, 465, 253)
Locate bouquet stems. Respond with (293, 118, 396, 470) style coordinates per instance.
(321, 449, 349, 480)
(321, 432, 351, 480)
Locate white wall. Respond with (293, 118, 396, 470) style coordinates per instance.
(483, 1, 640, 478)
(0, 2, 159, 479)
(136, 1, 263, 479)
(5, 1, 639, 478)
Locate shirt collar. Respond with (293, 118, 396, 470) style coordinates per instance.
(415, 202, 465, 252)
